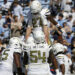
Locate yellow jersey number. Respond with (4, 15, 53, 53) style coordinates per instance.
(2, 49, 10, 60)
(32, 17, 42, 27)
(30, 50, 46, 63)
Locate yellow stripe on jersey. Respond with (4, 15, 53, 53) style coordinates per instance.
(48, 37, 52, 45)
(57, 56, 64, 58)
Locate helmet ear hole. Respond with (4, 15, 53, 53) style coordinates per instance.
(15, 44, 18, 46)
(20, 44, 22, 47)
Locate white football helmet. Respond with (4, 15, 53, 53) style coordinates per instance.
(52, 43, 65, 55)
(26, 36, 35, 44)
(9, 37, 22, 47)
(30, 0, 42, 13)
(33, 30, 45, 43)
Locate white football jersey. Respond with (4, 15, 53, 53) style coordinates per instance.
(49, 43, 67, 65)
(28, 11, 47, 31)
(0, 47, 22, 72)
(24, 43, 52, 75)
(64, 56, 72, 74)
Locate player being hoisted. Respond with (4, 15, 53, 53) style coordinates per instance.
(25, 0, 50, 45)
(25, 0, 60, 45)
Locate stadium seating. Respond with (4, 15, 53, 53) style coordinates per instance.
(0, 0, 50, 22)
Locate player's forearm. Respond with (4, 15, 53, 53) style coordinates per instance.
(48, 15, 58, 25)
(45, 36, 48, 44)
(44, 32, 49, 44)
(60, 64, 65, 75)
(49, 51, 59, 69)
(14, 53, 23, 75)
(43, 26, 49, 44)
(51, 54, 60, 75)
(50, 52, 58, 69)
(52, 57, 58, 69)
(25, 27, 32, 41)
(14, 53, 21, 68)
(47, 15, 61, 29)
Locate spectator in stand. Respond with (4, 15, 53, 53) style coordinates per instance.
(7, 10, 14, 21)
(45, 0, 48, 2)
(50, 0, 62, 13)
(5, 14, 11, 28)
(61, 22, 71, 39)
(0, 39, 3, 48)
(72, 20, 75, 32)
(57, 13, 66, 27)
(0, 39, 6, 50)
(72, 0, 75, 8)
(2, 23, 10, 43)
(0, 0, 12, 15)
(13, 0, 24, 21)
(67, 15, 73, 31)
(0, 39, 6, 51)
(71, 8, 75, 20)
(51, 24, 62, 43)
(0, 14, 5, 27)
(71, 35, 75, 51)
(18, 0, 26, 7)
(20, 0, 31, 6)
(61, 0, 72, 12)
(11, 15, 22, 37)
(65, 32, 73, 53)
(50, 0, 62, 6)
(0, 26, 4, 40)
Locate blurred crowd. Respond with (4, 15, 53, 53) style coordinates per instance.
(0, 0, 75, 65)
(0, 0, 75, 74)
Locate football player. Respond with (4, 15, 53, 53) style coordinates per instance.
(25, 0, 61, 45)
(24, 30, 60, 75)
(25, 0, 49, 44)
(0, 37, 24, 75)
(50, 41, 69, 75)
